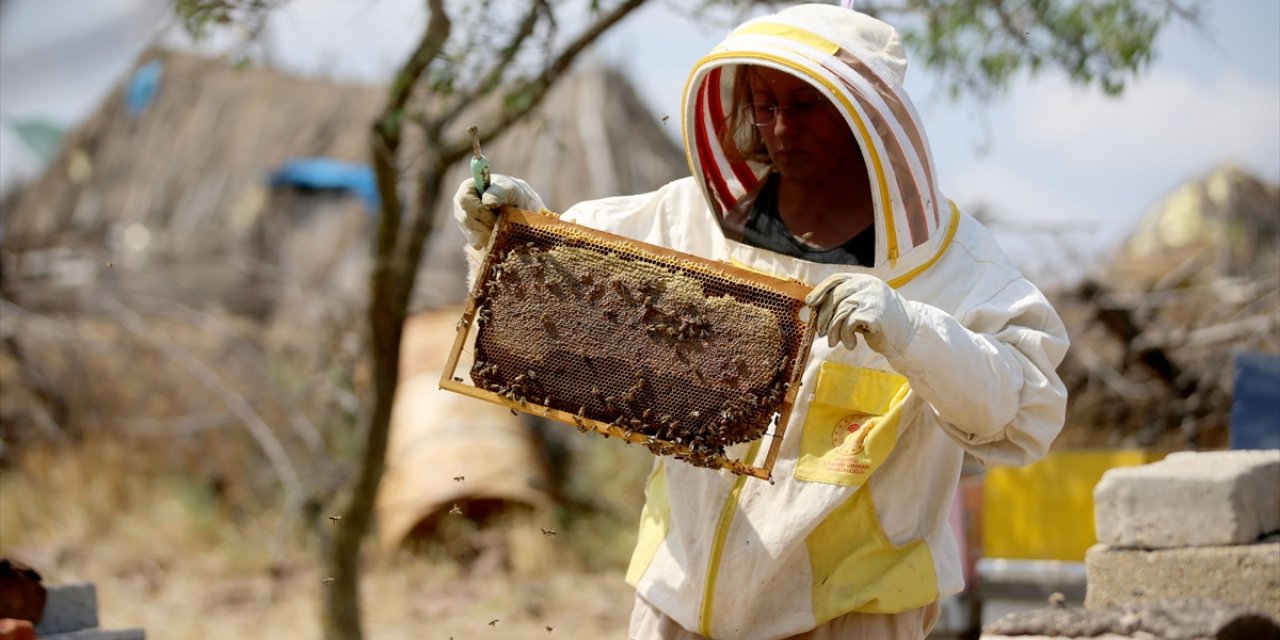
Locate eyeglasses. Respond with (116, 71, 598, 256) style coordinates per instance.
(750, 99, 828, 126)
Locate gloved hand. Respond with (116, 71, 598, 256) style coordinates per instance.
(452, 174, 546, 249)
(805, 273, 920, 356)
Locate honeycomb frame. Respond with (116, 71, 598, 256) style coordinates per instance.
(440, 209, 815, 480)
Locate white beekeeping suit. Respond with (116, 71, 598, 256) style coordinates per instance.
(454, 4, 1068, 639)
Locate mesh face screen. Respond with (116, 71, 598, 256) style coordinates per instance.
(451, 211, 812, 476)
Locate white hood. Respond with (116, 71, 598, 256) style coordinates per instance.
(682, 3, 947, 269)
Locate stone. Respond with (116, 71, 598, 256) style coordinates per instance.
(982, 598, 1280, 639)
(32, 583, 97, 636)
(1093, 450, 1280, 548)
(1085, 540, 1280, 622)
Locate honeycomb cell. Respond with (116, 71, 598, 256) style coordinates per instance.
(466, 216, 810, 472)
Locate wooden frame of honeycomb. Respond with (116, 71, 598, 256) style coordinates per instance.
(440, 209, 815, 480)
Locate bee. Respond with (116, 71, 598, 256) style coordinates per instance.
(453, 476, 465, 482)
(547, 626, 554, 632)
(661, 114, 670, 124)
(452, 376, 464, 383)
(510, 407, 519, 416)
(322, 577, 336, 586)
(540, 528, 557, 536)
(489, 619, 499, 627)
(449, 503, 463, 516)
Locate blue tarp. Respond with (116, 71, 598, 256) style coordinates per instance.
(126, 60, 164, 118)
(1230, 352, 1280, 450)
(269, 157, 380, 213)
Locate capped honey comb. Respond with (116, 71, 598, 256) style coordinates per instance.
(441, 209, 814, 479)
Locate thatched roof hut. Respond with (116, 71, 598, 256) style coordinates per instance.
(0, 48, 686, 325)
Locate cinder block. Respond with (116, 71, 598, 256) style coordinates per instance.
(37, 629, 145, 640)
(1085, 541, 1280, 622)
(1093, 449, 1280, 548)
(984, 597, 1280, 639)
(32, 583, 98, 636)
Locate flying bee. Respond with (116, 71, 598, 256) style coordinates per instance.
(322, 577, 336, 586)
(328, 515, 342, 523)
(449, 504, 463, 516)
(540, 528, 557, 537)
(453, 476, 465, 482)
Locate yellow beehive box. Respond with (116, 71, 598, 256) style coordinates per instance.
(982, 449, 1164, 562)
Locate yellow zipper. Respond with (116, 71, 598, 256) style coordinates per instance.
(698, 439, 762, 636)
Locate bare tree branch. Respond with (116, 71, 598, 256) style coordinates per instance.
(436, 0, 549, 129)
(439, 0, 648, 162)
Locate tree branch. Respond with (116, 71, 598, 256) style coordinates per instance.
(436, 0, 549, 130)
(370, 0, 452, 268)
(439, 0, 648, 162)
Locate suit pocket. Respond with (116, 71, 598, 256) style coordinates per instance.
(794, 361, 911, 486)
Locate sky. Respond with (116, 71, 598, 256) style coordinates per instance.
(1, 0, 1277, 279)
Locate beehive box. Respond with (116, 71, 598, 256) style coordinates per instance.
(440, 209, 815, 480)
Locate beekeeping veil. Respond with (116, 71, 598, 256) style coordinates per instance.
(682, 3, 949, 267)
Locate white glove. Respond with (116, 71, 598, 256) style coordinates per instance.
(452, 174, 546, 249)
(805, 273, 920, 357)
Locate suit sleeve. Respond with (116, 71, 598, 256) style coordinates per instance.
(885, 276, 1070, 467)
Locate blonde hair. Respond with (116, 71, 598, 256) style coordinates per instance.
(718, 65, 771, 165)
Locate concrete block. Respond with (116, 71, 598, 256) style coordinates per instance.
(1084, 541, 1280, 622)
(983, 598, 1280, 639)
(1093, 449, 1280, 548)
(33, 583, 97, 636)
(40, 629, 145, 640)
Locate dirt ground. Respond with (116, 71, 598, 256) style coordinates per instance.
(8, 528, 635, 639)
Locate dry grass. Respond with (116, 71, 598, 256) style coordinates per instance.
(0, 429, 642, 638)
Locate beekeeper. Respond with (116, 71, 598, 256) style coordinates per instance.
(453, 4, 1069, 639)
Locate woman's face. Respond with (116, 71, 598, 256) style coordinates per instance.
(746, 67, 865, 188)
